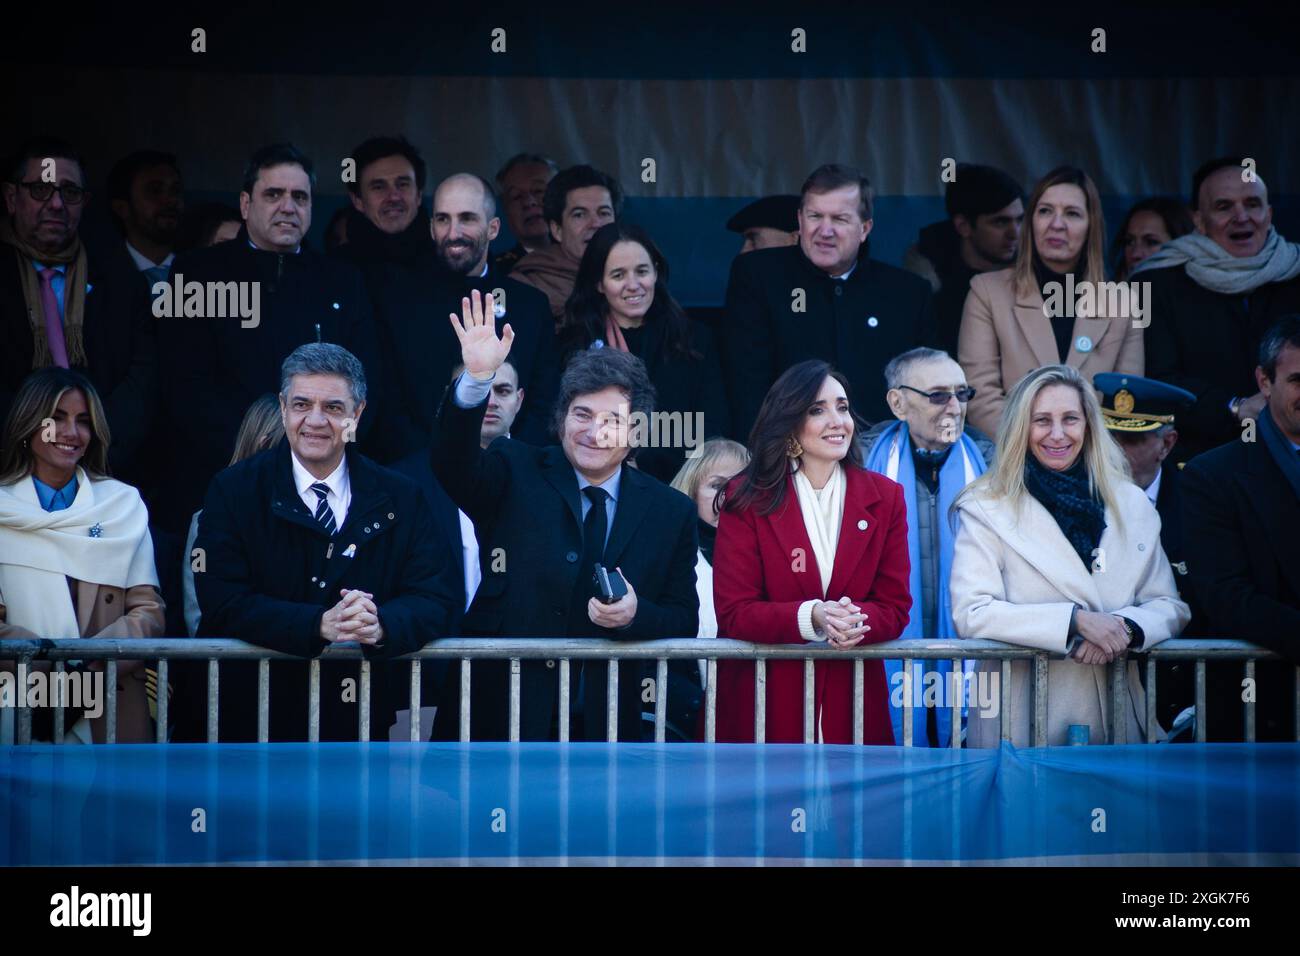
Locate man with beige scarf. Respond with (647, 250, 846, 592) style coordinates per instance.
(0, 137, 157, 485)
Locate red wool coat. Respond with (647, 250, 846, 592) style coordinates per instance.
(711, 466, 911, 744)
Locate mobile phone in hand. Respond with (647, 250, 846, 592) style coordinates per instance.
(592, 564, 628, 604)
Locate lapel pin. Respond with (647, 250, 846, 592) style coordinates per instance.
(342, 543, 357, 558)
(88, 522, 103, 538)
(857, 519, 868, 531)
(1075, 335, 1093, 353)
(867, 316, 879, 328)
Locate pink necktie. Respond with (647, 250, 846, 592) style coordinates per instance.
(36, 267, 71, 368)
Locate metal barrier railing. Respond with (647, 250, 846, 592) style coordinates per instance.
(0, 638, 1294, 746)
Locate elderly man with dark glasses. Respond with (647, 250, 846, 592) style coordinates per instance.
(1, 136, 157, 485)
(861, 346, 994, 747)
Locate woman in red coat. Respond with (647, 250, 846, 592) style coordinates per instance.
(712, 359, 911, 743)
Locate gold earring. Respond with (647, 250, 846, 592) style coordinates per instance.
(786, 436, 803, 458)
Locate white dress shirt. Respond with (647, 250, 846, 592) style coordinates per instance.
(1143, 466, 1163, 507)
(125, 241, 174, 273)
(458, 508, 481, 610)
(290, 450, 351, 530)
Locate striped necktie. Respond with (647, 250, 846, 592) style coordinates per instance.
(310, 481, 337, 535)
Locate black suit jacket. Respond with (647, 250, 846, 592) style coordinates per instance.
(1145, 265, 1300, 460)
(720, 244, 935, 439)
(429, 386, 699, 741)
(153, 227, 383, 533)
(0, 245, 156, 483)
(193, 441, 460, 741)
(366, 259, 561, 459)
(1181, 432, 1300, 739)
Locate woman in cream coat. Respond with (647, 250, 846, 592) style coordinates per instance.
(949, 364, 1188, 747)
(0, 368, 163, 744)
(958, 166, 1144, 437)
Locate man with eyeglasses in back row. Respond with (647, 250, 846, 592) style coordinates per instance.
(861, 347, 994, 748)
(0, 136, 157, 485)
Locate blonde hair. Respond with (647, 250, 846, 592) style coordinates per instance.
(0, 368, 111, 485)
(231, 393, 285, 466)
(1013, 166, 1107, 302)
(956, 365, 1129, 528)
(670, 438, 750, 518)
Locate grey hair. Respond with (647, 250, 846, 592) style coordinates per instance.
(1258, 314, 1300, 380)
(495, 152, 559, 188)
(553, 348, 657, 437)
(279, 342, 367, 407)
(883, 346, 954, 390)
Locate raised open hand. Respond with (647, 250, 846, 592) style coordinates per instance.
(449, 289, 514, 380)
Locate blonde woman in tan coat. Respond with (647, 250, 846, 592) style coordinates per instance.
(0, 368, 163, 744)
(949, 365, 1189, 747)
(959, 166, 1144, 437)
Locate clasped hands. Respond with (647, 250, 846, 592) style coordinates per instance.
(1071, 609, 1131, 665)
(812, 596, 871, 649)
(321, 588, 384, 646)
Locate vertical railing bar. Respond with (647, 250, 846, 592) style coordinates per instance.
(155, 658, 169, 744)
(1244, 659, 1256, 743)
(853, 658, 864, 746)
(558, 659, 570, 743)
(1145, 657, 1157, 744)
(901, 657, 914, 748)
(358, 659, 371, 743)
(508, 657, 521, 743)
(704, 659, 716, 744)
(754, 658, 767, 744)
(1195, 659, 1207, 744)
(1033, 654, 1048, 748)
(1000, 658, 1012, 743)
(408, 659, 422, 743)
(15, 660, 31, 745)
(950, 658, 962, 750)
(654, 658, 667, 744)
(53, 661, 66, 744)
(307, 658, 320, 744)
(257, 658, 270, 744)
(105, 660, 118, 744)
(607, 659, 619, 743)
(459, 658, 471, 743)
(1294, 667, 1300, 744)
(1110, 657, 1126, 745)
(803, 657, 815, 744)
(207, 658, 219, 744)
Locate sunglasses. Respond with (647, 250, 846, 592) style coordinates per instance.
(899, 385, 976, 405)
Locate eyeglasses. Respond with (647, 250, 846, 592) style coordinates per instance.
(899, 385, 976, 405)
(16, 181, 87, 205)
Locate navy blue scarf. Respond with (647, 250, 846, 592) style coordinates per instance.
(1023, 456, 1107, 571)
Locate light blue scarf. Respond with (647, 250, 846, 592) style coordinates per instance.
(865, 422, 986, 746)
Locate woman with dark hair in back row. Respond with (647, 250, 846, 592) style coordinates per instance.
(710, 359, 912, 744)
(559, 222, 731, 483)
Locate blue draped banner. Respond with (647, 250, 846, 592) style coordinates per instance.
(3, 742, 1298, 866)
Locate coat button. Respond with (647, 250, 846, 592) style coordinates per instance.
(319, 581, 326, 589)
(834, 284, 843, 297)
(388, 513, 395, 520)
(311, 576, 317, 583)
(364, 527, 371, 534)
(373, 522, 380, 529)
(857, 519, 868, 530)
(565, 551, 578, 563)
(104, 593, 114, 604)
(546, 660, 556, 669)
(867, 316, 879, 328)
(1138, 543, 1146, 551)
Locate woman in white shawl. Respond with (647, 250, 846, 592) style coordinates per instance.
(950, 364, 1190, 746)
(0, 368, 163, 744)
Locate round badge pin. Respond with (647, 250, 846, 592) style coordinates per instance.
(1075, 335, 1093, 353)
(867, 316, 879, 328)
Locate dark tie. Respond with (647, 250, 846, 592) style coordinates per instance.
(567, 486, 609, 635)
(143, 265, 169, 293)
(310, 482, 337, 535)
